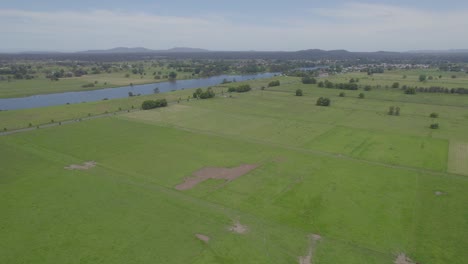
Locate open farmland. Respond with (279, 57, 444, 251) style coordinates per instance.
(1, 71, 467, 264)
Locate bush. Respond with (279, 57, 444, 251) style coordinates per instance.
(364, 85, 372, 91)
(141, 99, 168, 110)
(316, 97, 330, 106)
(404, 88, 416, 94)
(430, 112, 439, 118)
(430, 123, 439, 129)
(228, 84, 251, 93)
(301, 76, 317, 84)
(295, 89, 303, 96)
(419, 74, 427, 82)
(339, 92, 345, 97)
(358, 93, 365, 99)
(392, 82, 399, 88)
(198, 88, 215, 99)
(268, 80, 280, 87)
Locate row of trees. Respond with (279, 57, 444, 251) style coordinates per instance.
(318, 80, 359, 90)
(141, 99, 168, 110)
(228, 84, 252, 93)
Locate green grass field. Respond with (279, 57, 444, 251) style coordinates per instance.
(1, 71, 467, 264)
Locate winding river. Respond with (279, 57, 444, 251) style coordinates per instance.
(0, 72, 279, 110)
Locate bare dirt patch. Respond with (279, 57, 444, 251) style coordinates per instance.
(394, 253, 417, 264)
(175, 164, 258, 190)
(228, 220, 248, 234)
(298, 234, 321, 264)
(65, 161, 96, 170)
(195, 233, 210, 243)
(434, 191, 446, 196)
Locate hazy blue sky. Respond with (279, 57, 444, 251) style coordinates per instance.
(1, 0, 467, 52)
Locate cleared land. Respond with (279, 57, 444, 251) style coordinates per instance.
(1, 71, 467, 264)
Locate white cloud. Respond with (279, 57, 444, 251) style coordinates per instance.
(1, 3, 467, 52)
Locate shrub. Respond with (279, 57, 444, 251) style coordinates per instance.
(198, 88, 215, 99)
(141, 99, 168, 110)
(430, 112, 439, 118)
(388, 106, 395, 115)
(358, 93, 365, 99)
(228, 84, 251, 93)
(392, 82, 399, 88)
(268, 80, 280, 87)
(364, 85, 372, 91)
(295, 89, 303, 96)
(430, 123, 439, 129)
(316, 97, 331, 106)
(301, 76, 317, 84)
(404, 88, 416, 94)
(339, 92, 345, 97)
(419, 75, 427, 82)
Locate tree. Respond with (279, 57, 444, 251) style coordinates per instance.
(169, 71, 177, 79)
(317, 81, 324, 88)
(430, 123, 439, 129)
(430, 112, 439, 118)
(295, 89, 303, 96)
(395, 106, 400, 116)
(339, 92, 345, 97)
(316, 97, 331, 106)
(193, 88, 203, 98)
(268, 80, 280, 87)
(419, 74, 427, 82)
(358, 93, 365, 99)
(154, 87, 160, 94)
(388, 106, 395, 115)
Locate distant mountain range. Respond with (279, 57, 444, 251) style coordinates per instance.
(406, 49, 468, 54)
(77, 47, 211, 54)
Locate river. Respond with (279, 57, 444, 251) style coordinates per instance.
(0, 72, 279, 110)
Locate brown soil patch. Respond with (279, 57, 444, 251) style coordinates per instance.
(65, 161, 96, 170)
(195, 234, 210, 243)
(228, 220, 248, 234)
(394, 253, 416, 264)
(175, 164, 258, 190)
(298, 234, 321, 264)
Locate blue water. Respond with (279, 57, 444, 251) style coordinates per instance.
(0, 72, 279, 110)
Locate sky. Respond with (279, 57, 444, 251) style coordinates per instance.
(1, 0, 468, 52)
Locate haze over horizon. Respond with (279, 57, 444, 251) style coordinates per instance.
(2, 0, 468, 52)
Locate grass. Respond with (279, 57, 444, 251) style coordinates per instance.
(448, 141, 468, 175)
(1, 71, 467, 264)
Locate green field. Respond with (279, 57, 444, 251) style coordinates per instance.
(1, 71, 467, 264)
